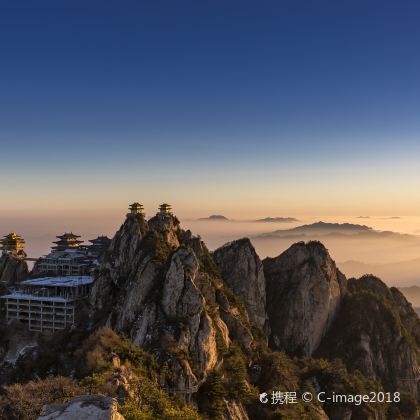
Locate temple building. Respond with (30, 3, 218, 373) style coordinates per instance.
(37, 249, 90, 276)
(36, 232, 110, 276)
(0, 233, 26, 258)
(0, 276, 93, 332)
(52, 233, 84, 252)
(87, 235, 111, 258)
(34, 232, 92, 276)
(128, 202, 145, 216)
(159, 203, 172, 214)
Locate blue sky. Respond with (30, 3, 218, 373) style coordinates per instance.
(1, 0, 420, 218)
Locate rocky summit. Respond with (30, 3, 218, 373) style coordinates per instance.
(0, 253, 28, 290)
(317, 275, 420, 399)
(264, 241, 347, 356)
(89, 210, 236, 396)
(0, 209, 419, 420)
(213, 238, 269, 332)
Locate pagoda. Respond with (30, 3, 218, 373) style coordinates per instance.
(88, 235, 111, 257)
(52, 233, 83, 251)
(0, 232, 26, 256)
(128, 202, 145, 216)
(159, 203, 172, 214)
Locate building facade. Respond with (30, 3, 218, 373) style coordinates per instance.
(52, 233, 84, 251)
(37, 249, 89, 276)
(36, 233, 110, 276)
(0, 276, 93, 332)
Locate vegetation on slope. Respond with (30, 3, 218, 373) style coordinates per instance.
(0, 328, 200, 420)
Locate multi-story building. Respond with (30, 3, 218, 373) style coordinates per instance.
(52, 233, 84, 251)
(0, 276, 93, 332)
(37, 249, 89, 276)
(36, 233, 110, 276)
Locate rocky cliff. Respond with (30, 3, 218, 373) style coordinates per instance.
(87, 215, 419, 418)
(213, 238, 269, 332)
(263, 241, 347, 356)
(89, 211, 248, 397)
(0, 253, 28, 290)
(317, 275, 420, 399)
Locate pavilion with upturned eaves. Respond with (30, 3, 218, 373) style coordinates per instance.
(159, 203, 172, 214)
(52, 233, 83, 251)
(128, 202, 145, 216)
(88, 235, 111, 258)
(37, 232, 88, 276)
(0, 232, 26, 257)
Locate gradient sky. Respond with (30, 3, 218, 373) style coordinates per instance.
(1, 0, 420, 222)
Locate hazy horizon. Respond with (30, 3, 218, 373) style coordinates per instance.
(3, 208, 420, 286)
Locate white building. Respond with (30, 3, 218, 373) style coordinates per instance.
(0, 276, 93, 332)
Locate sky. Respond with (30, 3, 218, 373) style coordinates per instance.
(1, 0, 420, 226)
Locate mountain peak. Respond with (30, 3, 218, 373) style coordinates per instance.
(198, 214, 228, 221)
(264, 241, 347, 356)
(213, 237, 269, 331)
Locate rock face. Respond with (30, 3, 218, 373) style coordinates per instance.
(87, 212, 420, 416)
(213, 238, 269, 331)
(318, 275, 420, 400)
(0, 253, 28, 288)
(148, 212, 181, 248)
(38, 395, 124, 420)
(263, 241, 347, 356)
(224, 399, 250, 420)
(89, 212, 150, 316)
(89, 212, 243, 394)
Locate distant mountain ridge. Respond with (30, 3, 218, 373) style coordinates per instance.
(399, 285, 420, 307)
(198, 214, 229, 221)
(258, 221, 370, 238)
(257, 221, 417, 241)
(253, 217, 298, 223)
(195, 215, 299, 223)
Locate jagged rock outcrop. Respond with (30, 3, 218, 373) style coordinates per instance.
(0, 320, 38, 366)
(148, 211, 180, 248)
(89, 211, 235, 394)
(86, 209, 420, 417)
(215, 288, 254, 354)
(0, 253, 28, 288)
(213, 238, 269, 331)
(263, 241, 347, 356)
(391, 286, 420, 341)
(318, 275, 420, 400)
(89, 212, 150, 315)
(38, 395, 124, 420)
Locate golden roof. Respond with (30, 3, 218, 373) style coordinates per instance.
(129, 202, 144, 209)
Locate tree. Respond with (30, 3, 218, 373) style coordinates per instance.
(198, 369, 226, 419)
